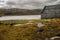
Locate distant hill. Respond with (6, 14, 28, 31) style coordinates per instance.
(0, 8, 42, 16)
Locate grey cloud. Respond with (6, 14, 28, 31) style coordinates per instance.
(5, 0, 60, 9)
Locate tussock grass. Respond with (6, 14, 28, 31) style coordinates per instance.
(0, 18, 60, 40)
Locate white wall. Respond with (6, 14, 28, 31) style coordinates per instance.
(0, 15, 41, 21)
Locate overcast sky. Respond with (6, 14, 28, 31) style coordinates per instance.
(0, 0, 60, 9)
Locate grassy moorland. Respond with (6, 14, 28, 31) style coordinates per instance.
(0, 18, 60, 40)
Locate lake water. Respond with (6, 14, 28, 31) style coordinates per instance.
(0, 15, 41, 21)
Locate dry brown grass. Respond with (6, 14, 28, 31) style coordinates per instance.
(0, 18, 60, 40)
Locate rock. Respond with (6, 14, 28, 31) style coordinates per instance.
(14, 24, 24, 26)
(50, 36, 60, 40)
(37, 23, 45, 28)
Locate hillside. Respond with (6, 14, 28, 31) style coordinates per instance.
(0, 8, 42, 16)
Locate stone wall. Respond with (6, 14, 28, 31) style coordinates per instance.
(41, 4, 60, 19)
